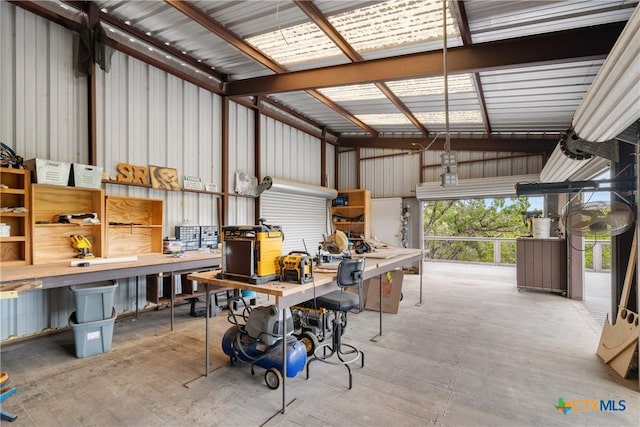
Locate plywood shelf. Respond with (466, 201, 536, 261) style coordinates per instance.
(31, 184, 104, 264)
(0, 212, 28, 218)
(34, 223, 102, 227)
(1, 168, 31, 265)
(105, 196, 163, 257)
(0, 236, 27, 242)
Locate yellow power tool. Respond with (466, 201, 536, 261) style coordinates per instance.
(279, 251, 313, 284)
(70, 235, 95, 259)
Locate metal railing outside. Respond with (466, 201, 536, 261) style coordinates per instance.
(423, 236, 517, 266)
(584, 240, 610, 272)
(423, 236, 610, 271)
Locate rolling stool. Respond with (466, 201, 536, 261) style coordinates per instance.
(0, 371, 17, 422)
(306, 257, 365, 389)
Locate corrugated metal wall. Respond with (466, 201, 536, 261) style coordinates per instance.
(361, 148, 420, 198)
(260, 116, 322, 183)
(421, 149, 543, 182)
(325, 143, 336, 189)
(96, 52, 223, 231)
(336, 146, 542, 198)
(94, 50, 226, 318)
(226, 101, 255, 226)
(337, 149, 358, 190)
(0, 2, 88, 162)
(258, 116, 329, 253)
(1, 3, 89, 341)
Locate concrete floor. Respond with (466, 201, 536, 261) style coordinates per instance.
(583, 271, 612, 327)
(1, 262, 638, 426)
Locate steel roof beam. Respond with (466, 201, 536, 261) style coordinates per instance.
(451, 0, 492, 135)
(166, 0, 378, 135)
(295, 0, 429, 135)
(224, 22, 624, 96)
(338, 136, 558, 153)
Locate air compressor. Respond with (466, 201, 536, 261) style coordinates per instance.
(221, 300, 307, 390)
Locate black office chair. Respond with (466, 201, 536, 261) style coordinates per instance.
(306, 257, 365, 389)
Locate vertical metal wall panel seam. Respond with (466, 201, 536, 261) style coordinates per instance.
(0, 2, 16, 146)
(34, 15, 47, 156)
(254, 105, 261, 222)
(326, 143, 335, 189)
(222, 97, 229, 225)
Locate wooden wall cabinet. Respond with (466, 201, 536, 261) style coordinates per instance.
(516, 238, 567, 295)
(31, 184, 104, 264)
(105, 196, 163, 257)
(331, 189, 371, 241)
(0, 168, 31, 265)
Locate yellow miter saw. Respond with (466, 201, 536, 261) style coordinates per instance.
(70, 235, 95, 259)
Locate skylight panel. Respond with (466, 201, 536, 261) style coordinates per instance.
(357, 111, 483, 125)
(246, 0, 459, 66)
(246, 22, 340, 65)
(318, 84, 384, 101)
(318, 75, 474, 102)
(355, 114, 412, 125)
(330, 0, 458, 53)
(387, 75, 474, 96)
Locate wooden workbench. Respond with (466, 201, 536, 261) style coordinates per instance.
(0, 251, 222, 330)
(0, 252, 222, 290)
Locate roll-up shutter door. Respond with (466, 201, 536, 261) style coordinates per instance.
(415, 174, 540, 201)
(260, 192, 329, 254)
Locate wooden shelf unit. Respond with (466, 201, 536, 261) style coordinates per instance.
(0, 168, 31, 265)
(105, 195, 163, 257)
(145, 273, 205, 305)
(331, 189, 371, 240)
(31, 184, 104, 264)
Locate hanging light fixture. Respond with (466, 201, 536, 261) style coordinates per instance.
(440, 0, 457, 187)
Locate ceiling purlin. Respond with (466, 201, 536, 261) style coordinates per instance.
(64, 1, 228, 81)
(224, 21, 624, 96)
(450, 0, 491, 135)
(294, 0, 429, 136)
(165, 0, 378, 135)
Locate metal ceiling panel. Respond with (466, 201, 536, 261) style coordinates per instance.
(94, 0, 274, 79)
(269, 92, 365, 134)
(465, 0, 637, 43)
(480, 60, 604, 133)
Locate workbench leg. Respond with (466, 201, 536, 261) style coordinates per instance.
(205, 286, 210, 376)
(371, 274, 383, 342)
(416, 259, 423, 307)
(281, 306, 287, 414)
(135, 276, 139, 318)
(170, 273, 175, 331)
